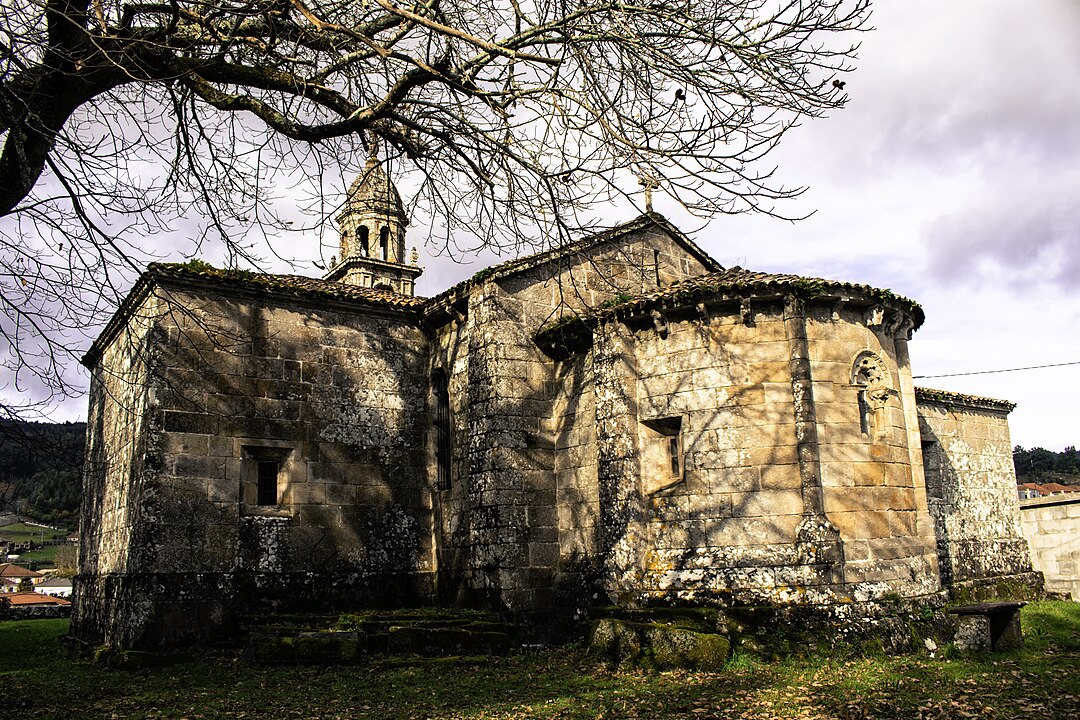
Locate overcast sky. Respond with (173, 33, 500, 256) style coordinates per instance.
(32, 1, 1080, 451)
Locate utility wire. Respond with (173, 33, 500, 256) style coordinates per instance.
(914, 360, 1080, 379)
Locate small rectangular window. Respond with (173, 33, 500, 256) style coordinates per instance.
(241, 445, 293, 515)
(641, 416, 684, 495)
(256, 460, 279, 506)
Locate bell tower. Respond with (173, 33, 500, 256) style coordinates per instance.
(324, 150, 422, 295)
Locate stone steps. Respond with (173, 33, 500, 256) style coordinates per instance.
(241, 608, 521, 664)
(586, 607, 731, 670)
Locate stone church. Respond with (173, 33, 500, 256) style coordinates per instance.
(72, 158, 1037, 648)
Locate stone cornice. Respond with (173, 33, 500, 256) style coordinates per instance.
(915, 387, 1016, 413)
(322, 254, 423, 284)
(534, 268, 925, 359)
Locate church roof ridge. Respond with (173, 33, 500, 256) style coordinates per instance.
(147, 261, 427, 307)
(424, 212, 722, 312)
(82, 261, 425, 368)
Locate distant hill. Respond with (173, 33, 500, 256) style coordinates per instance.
(0, 421, 85, 528)
(1013, 445, 1079, 486)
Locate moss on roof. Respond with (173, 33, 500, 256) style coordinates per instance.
(151, 261, 426, 309)
(82, 260, 426, 367)
(534, 266, 924, 355)
(89, 221, 931, 372)
(915, 387, 1016, 412)
(598, 267, 921, 320)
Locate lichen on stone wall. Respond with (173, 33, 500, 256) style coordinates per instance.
(78, 218, 1035, 650)
(917, 399, 1033, 586)
(239, 515, 290, 573)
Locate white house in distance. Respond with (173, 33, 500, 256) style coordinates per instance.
(34, 576, 74, 598)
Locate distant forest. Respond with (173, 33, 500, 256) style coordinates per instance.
(0, 421, 85, 527)
(0, 422, 1074, 530)
(1013, 445, 1079, 484)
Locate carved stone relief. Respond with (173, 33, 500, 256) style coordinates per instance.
(851, 350, 893, 438)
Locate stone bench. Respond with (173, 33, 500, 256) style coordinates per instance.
(948, 601, 1026, 652)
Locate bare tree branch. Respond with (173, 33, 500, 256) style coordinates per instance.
(0, 0, 869, 417)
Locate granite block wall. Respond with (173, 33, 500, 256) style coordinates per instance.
(804, 304, 940, 599)
(502, 225, 713, 325)
(624, 303, 812, 603)
(559, 297, 941, 607)
(75, 221, 1038, 649)
(431, 225, 710, 612)
(1019, 496, 1080, 599)
(917, 391, 1034, 586)
(74, 290, 161, 648)
(75, 280, 433, 647)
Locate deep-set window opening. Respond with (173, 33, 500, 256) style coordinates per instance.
(257, 460, 279, 506)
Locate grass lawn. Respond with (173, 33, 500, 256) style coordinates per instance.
(0, 602, 1076, 719)
(13, 545, 58, 567)
(1, 522, 67, 570)
(0, 522, 68, 544)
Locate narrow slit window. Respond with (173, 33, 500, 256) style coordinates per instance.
(922, 440, 943, 499)
(359, 226, 370, 256)
(257, 461, 279, 506)
(669, 436, 681, 476)
(379, 226, 390, 260)
(434, 372, 452, 490)
(858, 390, 871, 435)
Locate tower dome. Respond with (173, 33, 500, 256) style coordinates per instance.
(325, 151, 421, 295)
(341, 154, 407, 223)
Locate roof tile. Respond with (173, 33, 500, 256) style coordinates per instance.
(535, 266, 925, 355)
(4, 591, 70, 606)
(150, 263, 427, 310)
(612, 267, 922, 320)
(915, 387, 1016, 412)
(0, 563, 43, 579)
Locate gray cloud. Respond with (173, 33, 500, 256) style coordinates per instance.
(798, 1, 1080, 179)
(926, 186, 1080, 286)
(827, 1, 1080, 290)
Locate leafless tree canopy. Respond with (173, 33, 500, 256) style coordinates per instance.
(0, 0, 868, 415)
